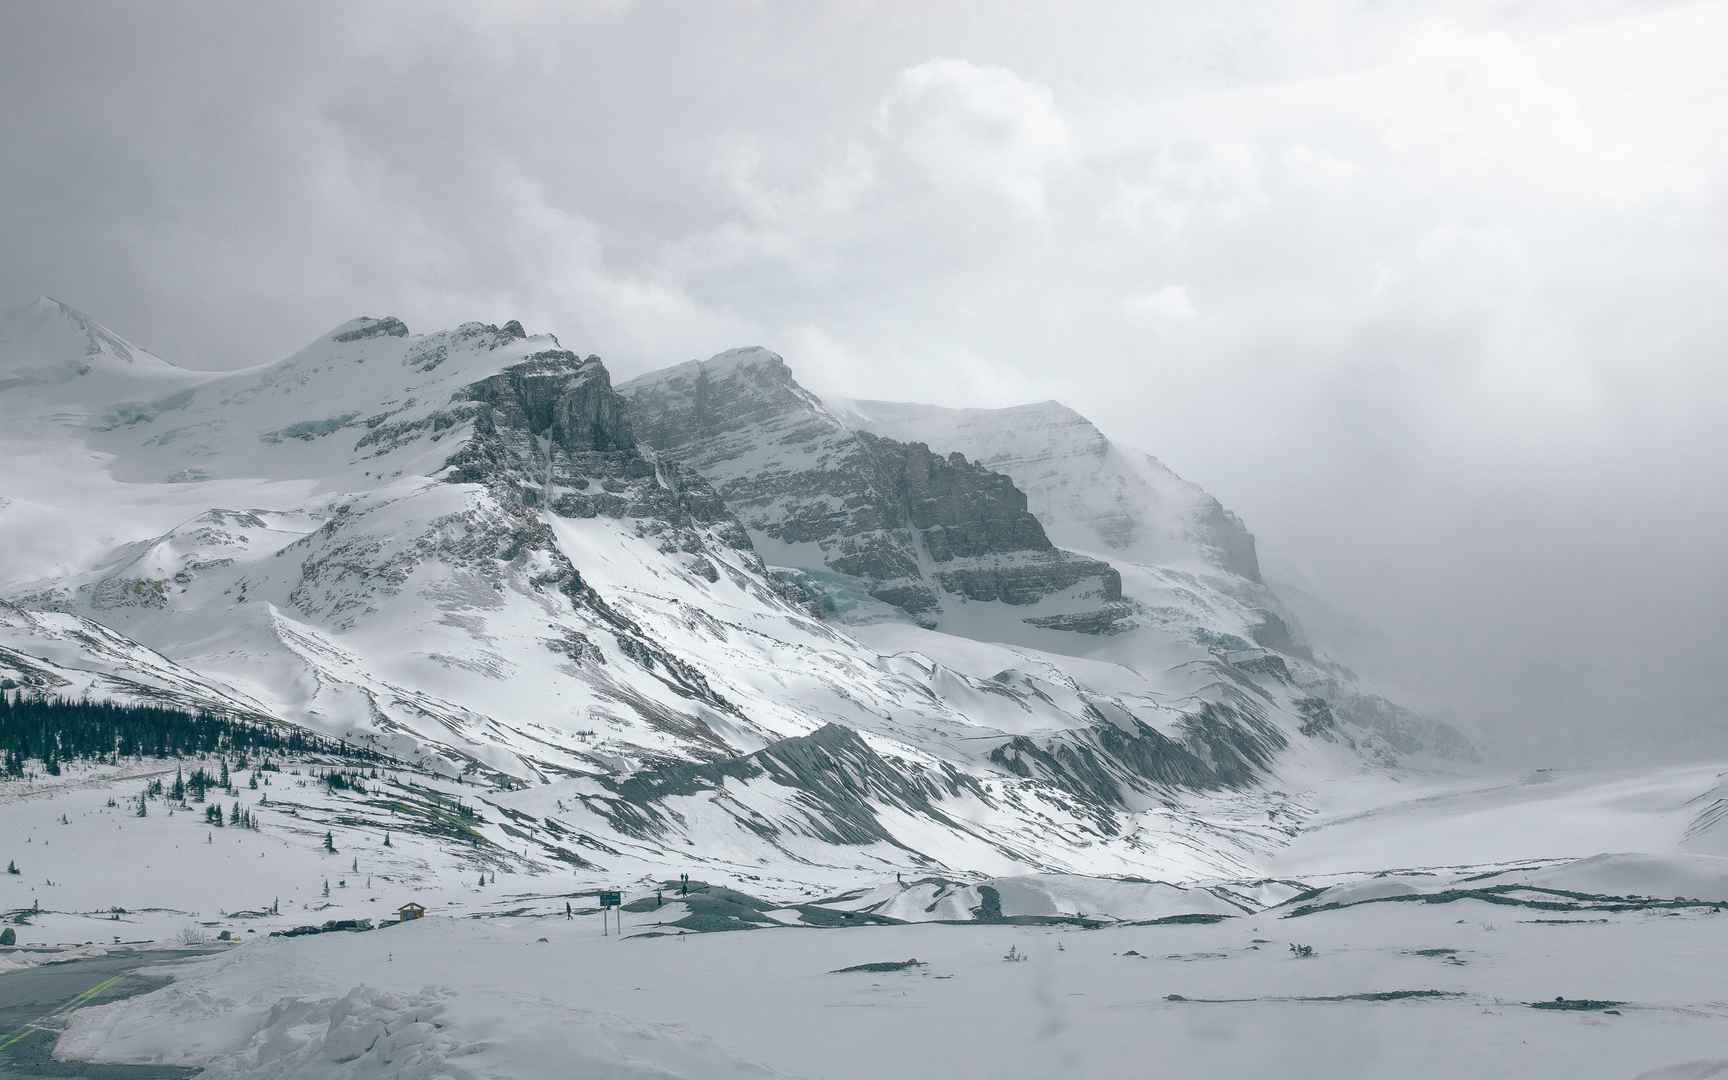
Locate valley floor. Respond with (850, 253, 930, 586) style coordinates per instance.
(6, 758, 1728, 1079)
(48, 898, 1728, 1080)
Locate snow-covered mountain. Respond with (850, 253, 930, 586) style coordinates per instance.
(0, 303, 1472, 888)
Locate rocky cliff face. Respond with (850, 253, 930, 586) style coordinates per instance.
(448, 347, 750, 555)
(831, 397, 1263, 583)
(619, 348, 1123, 629)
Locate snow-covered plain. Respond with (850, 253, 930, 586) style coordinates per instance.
(53, 852, 1728, 1080)
(5, 757, 1722, 1078)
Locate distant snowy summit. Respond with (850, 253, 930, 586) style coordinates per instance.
(0, 296, 204, 393)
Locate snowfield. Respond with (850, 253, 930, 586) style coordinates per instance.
(52, 867, 1728, 1080)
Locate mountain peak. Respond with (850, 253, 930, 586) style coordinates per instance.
(0, 294, 196, 391)
(703, 345, 788, 376)
(620, 345, 793, 394)
(327, 315, 410, 343)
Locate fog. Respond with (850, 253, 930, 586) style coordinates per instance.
(3, 1, 1723, 764)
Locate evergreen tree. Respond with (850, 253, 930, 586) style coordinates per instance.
(218, 758, 229, 789)
(228, 802, 240, 826)
(322, 831, 335, 853)
(171, 767, 185, 802)
(322, 878, 330, 898)
(135, 794, 147, 818)
(6, 860, 17, 875)
(0, 695, 381, 768)
(382, 831, 392, 848)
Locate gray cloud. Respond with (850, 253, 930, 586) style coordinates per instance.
(3, 0, 1724, 763)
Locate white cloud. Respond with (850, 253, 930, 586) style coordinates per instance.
(1123, 285, 1197, 322)
(876, 58, 1072, 218)
(1103, 141, 1266, 235)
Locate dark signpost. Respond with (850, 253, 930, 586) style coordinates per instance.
(598, 890, 622, 936)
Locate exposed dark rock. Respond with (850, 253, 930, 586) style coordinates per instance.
(991, 697, 1288, 805)
(619, 350, 1121, 627)
(1248, 609, 1311, 660)
(587, 723, 998, 853)
(332, 317, 409, 342)
(1024, 605, 1135, 634)
(1295, 697, 1336, 738)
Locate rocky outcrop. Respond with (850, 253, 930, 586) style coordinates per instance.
(619, 348, 1121, 627)
(593, 723, 992, 849)
(833, 397, 1264, 583)
(446, 347, 752, 555)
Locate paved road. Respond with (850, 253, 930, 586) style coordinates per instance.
(0, 949, 213, 1078)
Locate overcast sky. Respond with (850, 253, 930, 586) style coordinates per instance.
(3, 1, 1724, 764)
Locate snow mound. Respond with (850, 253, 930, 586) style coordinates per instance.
(826, 872, 1246, 923)
(1302, 878, 1425, 907)
(1635, 1064, 1728, 1080)
(61, 975, 788, 1080)
(1287, 850, 1728, 915)
(1505, 852, 1728, 901)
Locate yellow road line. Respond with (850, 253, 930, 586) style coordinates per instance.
(65, 974, 120, 1008)
(0, 973, 122, 1052)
